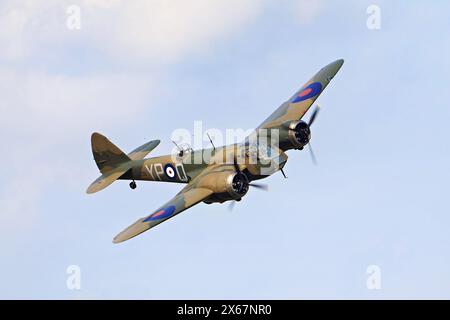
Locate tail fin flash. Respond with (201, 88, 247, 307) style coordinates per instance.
(91, 132, 130, 174)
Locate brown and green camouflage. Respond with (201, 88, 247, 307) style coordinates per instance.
(87, 59, 344, 243)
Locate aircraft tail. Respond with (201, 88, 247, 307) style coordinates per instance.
(91, 132, 131, 174)
(86, 132, 160, 193)
(87, 133, 161, 194)
(87, 132, 132, 194)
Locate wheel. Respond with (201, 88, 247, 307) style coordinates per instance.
(129, 181, 137, 189)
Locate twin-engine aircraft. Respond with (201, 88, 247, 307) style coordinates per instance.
(87, 59, 344, 243)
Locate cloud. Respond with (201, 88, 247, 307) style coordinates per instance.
(0, 69, 153, 137)
(294, 0, 323, 25)
(106, 0, 263, 63)
(0, 68, 154, 234)
(0, 0, 263, 236)
(0, 0, 263, 64)
(0, 1, 34, 61)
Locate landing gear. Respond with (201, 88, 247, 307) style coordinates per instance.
(129, 180, 137, 190)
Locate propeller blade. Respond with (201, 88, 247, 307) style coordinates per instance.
(233, 154, 241, 173)
(308, 105, 320, 127)
(249, 183, 269, 191)
(308, 142, 318, 165)
(228, 201, 236, 212)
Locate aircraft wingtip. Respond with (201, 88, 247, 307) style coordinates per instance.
(335, 58, 344, 66)
(86, 183, 99, 194)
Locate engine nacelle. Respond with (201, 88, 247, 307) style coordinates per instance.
(278, 120, 311, 150)
(199, 172, 249, 203)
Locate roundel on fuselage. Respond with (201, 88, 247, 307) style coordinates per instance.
(164, 163, 177, 179)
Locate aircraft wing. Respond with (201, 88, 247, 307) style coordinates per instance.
(257, 59, 344, 129)
(113, 185, 213, 243)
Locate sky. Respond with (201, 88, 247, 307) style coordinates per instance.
(1, 0, 450, 299)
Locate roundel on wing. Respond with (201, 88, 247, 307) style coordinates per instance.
(143, 205, 176, 222)
(291, 82, 322, 103)
(164, 163, 177, 179)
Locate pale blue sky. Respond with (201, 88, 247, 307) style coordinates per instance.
(1, 0, 450, 299)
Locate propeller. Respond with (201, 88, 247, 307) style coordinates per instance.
(232, 153, 269, 191)
(308, 104, 320, 127)
(307, 105, 320, 165)
(308, 142, 318, 165)
(227, 182, 269, 212)
(228, 153, 268, 211)
(233, 153, 241, 174)
(249, 182, 269, 191)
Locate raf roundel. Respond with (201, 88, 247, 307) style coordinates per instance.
(164, 163, 177, 179)
(291, 82, 322, 103)
(143, 205, 176, 222)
